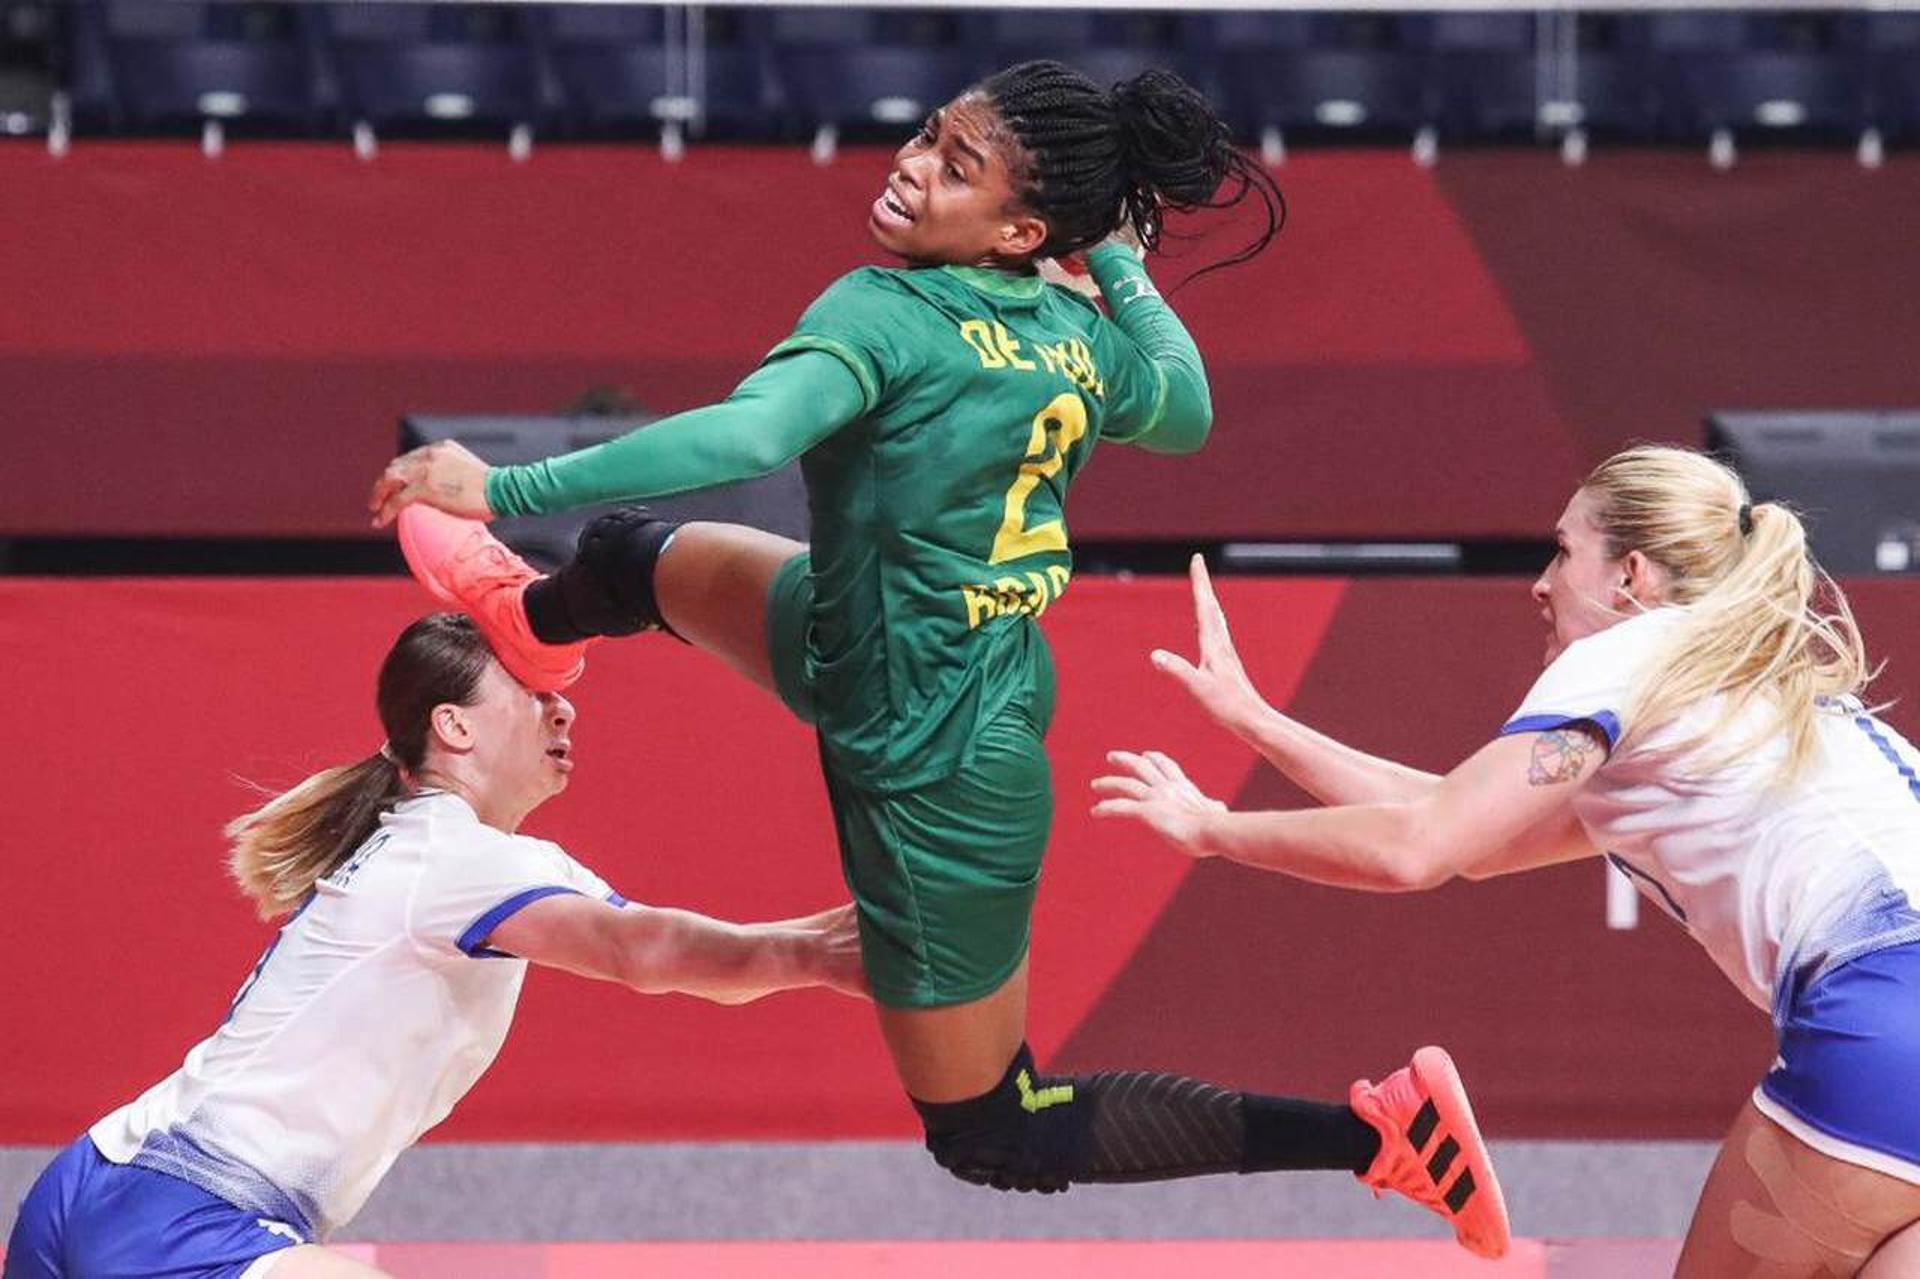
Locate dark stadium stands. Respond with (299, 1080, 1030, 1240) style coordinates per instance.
(5, 2, 1911, 150)
(1419, 12, 1540, 142)
(320, 2, 550, 138)
(763, 9, 973, 140)
(1863, 12, 1920, 143)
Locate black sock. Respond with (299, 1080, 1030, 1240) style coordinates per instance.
(523, 577, 589, 644)
(1239, 1093, 1380, 1174)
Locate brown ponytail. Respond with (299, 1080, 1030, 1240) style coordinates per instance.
(226, 613, 494, 917)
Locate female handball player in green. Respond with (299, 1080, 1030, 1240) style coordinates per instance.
(368, 60, 1507, 1257)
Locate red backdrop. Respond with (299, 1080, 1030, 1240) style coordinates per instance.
(8, 144, 1919, 540)
(6, 575, 1918, 1142)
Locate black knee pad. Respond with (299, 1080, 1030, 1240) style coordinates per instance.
(912, 1045, 1090, 1194)
(552, 507, 681, 639)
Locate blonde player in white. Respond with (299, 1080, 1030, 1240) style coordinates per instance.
(1092, 445, 1920, 1276)
(5, 612, 863, 1279)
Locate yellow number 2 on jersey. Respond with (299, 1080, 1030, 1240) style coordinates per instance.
(989, 392, 1089, 565)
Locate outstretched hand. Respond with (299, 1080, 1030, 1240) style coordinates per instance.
(368, 439, 494, 528)
(1151, 554, 1271, 738)
(1090, 749, 1227, 857)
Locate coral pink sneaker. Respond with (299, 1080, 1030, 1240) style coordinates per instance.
(396, 506, 589, 693)
(1350, 1046, 1510, 1260)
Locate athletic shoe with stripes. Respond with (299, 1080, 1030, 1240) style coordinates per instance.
(1349, 1045, 1510, 1260)
(396, 505, 590, 693)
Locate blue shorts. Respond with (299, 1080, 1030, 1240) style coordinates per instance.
(4, 1136, 303, 1279)
(1755, 940, 1920, 1184)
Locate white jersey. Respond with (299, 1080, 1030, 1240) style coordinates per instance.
(89, 791, 619, 1240)
(1505, 608, 1920, 1019)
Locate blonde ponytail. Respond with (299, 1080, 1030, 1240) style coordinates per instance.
(227, 753, 409, 919)
(1583, 446, 1871, 783)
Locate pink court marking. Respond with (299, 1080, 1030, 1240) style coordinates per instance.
(457, 1240, 1544, 1278)
(4, 1239, 1698, 1276)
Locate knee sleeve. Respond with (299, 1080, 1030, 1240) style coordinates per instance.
(547, 507, 681, 639)
(911, 1045, 1091, 1194)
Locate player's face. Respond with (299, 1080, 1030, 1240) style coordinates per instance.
(868, 95, 1045, 268)
(1531, 488, 1629, 665)
(464, 661, 576, 809)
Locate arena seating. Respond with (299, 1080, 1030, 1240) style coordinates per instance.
(1420, 13, 1540, 142)
(1864, 12, 1920, 143)
(6, 2, 1913, 149)
(320, 2, 549, 138)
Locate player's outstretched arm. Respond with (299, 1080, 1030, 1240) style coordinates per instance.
(488, 895, 868, 1005)
(1153, 554, 1441, 807)
(1092, 726, 1604, 892)
(367, 350, 865, 527)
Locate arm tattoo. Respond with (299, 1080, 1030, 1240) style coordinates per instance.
(1527, 728, 1600, 787)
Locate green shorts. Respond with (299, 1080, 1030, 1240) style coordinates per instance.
(767, 552, 1050, 1009)
(767, 552, 819, 726)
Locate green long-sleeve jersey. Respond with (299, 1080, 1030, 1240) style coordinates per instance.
(488, 244, 1211, 786)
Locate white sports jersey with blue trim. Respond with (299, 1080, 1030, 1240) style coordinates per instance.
(1503, 608, 1920, 1018)
(88, 791, 617, 1241)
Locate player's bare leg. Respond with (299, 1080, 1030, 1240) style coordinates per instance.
(1676, 1101, 1920, 1277)
(875, 958, 1030, 1103)
(653, 522, 805, 699)
(1864, 1222, 1920, 1276)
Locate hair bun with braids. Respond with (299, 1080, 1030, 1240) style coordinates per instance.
(983, 59, 1284, 277)
(1109, 70, 1234, 211)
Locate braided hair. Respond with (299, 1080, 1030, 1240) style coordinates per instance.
(979, 60, 1284, 277)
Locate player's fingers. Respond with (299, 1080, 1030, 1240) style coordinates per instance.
(1149, 648, 1201, 687)
(1090, 798, 1143, 821)
(1141, 752, 1194, 789)
(373, 452, 422, 502)
(1142, 751, 1187, 783)
(1190, 556, 1231, 644)
(372, 484, 416, 529)
(1103, 750, 1159, 783)
(367, 468, 402, 515)
(1090, 775, 1151, 801)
